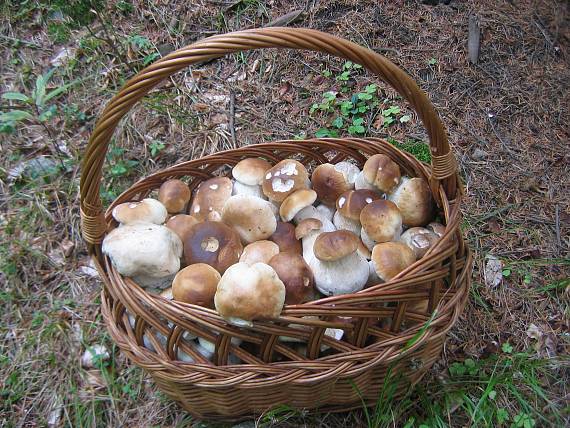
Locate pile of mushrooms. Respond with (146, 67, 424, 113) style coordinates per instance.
(102, 155, 445, 361)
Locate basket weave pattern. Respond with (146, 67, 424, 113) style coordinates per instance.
(80, 28, 472, 419)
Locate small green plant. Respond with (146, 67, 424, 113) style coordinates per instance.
(1, 68, 78, 134)
(513, 412, 535, 428)
(501, 342, 514, 354)
(428, 57, 438, 66)
(128, 34, 161, 66)
(149, 140, 165, 157)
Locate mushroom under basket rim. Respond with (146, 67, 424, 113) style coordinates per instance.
(80, 27, 473, 420)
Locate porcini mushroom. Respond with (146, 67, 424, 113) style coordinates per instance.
(261, 159, 309, 202)
(112, 198, 167, 225)
(311, 163, 353, 206)
(232, 158, 272, 185)
(221, 195, 277, 243)
(158, 179, 191, 214)
(183, 221, 243, 273)
(371, 242, 416, 282)
(172, 263, 221, 308)
(279, 189, 317, 222)
(316, 204, 335, 222)
(239, 240, 280, 265)
(269, 221, 302, 254)
(427, 222, 446, 238)
(362, 154, 401, 194)
(295, 218, 323, 240)
(354, 170, 378, 191)
(313, 230, 360, 261)
(388, 177, 433, 227)
(102, 223, 182, 287)
(400, 227, 439, 259)
(268, 252, 315, 304)
(360, 199, 403, 243)
(189, 177, 232, 221)
(232, 180, 266, 199)
(166, 214, 200, 242)
(214, 262, 286, 327)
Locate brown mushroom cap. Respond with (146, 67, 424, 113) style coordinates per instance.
(311, 163, 353, 206)
(295, 218, 323, 240)
(112, 198, 167, 225)
(360, 199, 403, 242)
(189, 177, 232, 221)
(232, 158, 272, 185)
(336, 189, 382, 220)
(166, 214, 200, 242)
(371, 242, 416, 281)
(388, 177, 433, 227)
(269, 221, 302, 254)
(262, 159, 309, 202)
(427, 222, 446, 238)
(221, 195, 277, 243)
(268, 252, 315, 304)
(400, 227, 439, 259)
(172, 263, 221, 308)
(158, 179, 191, 214)
(279, 189, 317, 222)
(314, 230, 360, 261)
(362, 154, 401, 194)
(183, 221, 243, 273)
(239, 240, 280, 265)
(214, 262, 285, 325)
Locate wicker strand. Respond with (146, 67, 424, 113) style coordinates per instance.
(431, 151, 458, 180)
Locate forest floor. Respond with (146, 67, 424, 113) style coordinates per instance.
(1, 0, 568, 427)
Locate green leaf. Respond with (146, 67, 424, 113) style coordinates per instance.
(337, 71, 350, 81)
(34, 69, 55, 107)
(143, 52, 160, 66)
(400, 114, 411, 123)
(347, 125, 365, 135)
(501, 342, 513, 353)
(323, 91, 337, 101)
(357, 92, 373, 100)
(43, 79, 80, 104)
(0, 110, 34, 122)
(365, 84, 377, 94)
(449, 362, 466, 377)
(315, 128, 338, 138)
(496, 408, 509, 424)
(332, 116, 343, 129)
(352, 63, 362, 70)
(342, 61, 353, 70)
(502, 268, 511, 277)
(428, 58, 437, 65)
(523, 273, 532, 284)
(488, 390, 497, 400)
(309, 103, 319, 114)
(322, 69, 332, 77)
(38, 105, 57, 122)
(383, 116, 395, 126)
(352, 117, 364, 126)
(2, 92, 30, 102)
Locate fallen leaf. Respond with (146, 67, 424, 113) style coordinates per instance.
(526, 323, 542, 340)
(60, 239, 75, 257)
(484, 255, 503, 288)
(486, 218, 501, 233)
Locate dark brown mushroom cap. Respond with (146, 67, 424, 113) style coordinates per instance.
(172, 263, 221, 308)
(268, 252, 315, 305)
(183, 221, 243, 273)
(189, 177, 232, 221)
(261, 159, 309, 202)
(360, 199, 403, 242)
(313, 230, 360, 261)
(158, 179, 191, 214)
(362, 154, 401, 194)
(311, 163, 353, 206)
(269, 221, 302, 254)
(336, 189, 382, 220)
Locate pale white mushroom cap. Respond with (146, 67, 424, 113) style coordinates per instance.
(102, 223, 182, 282)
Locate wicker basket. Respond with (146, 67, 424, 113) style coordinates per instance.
(80, 28, 472, 420)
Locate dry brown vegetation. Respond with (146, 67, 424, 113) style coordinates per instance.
(1, 0, 568, 427)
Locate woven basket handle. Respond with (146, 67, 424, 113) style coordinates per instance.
(80, 27, 457, 249)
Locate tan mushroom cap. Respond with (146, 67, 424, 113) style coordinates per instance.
(269, 221, 302, 254)
(357, 238, 371, 259)
(336, 189, 382, 220)
(371, 242, 416, 281)
(112, 198, 167, 225)
(221, 195, 277, 243)
(239, 240, 280, 265)
(172, 263, 221, 308)
(388, 177, 433, 227)
(232, 158, 272, 185)
(314, 230, 360, 261)
(166, 214, 200, 242)
(262, 159, 309, 202)
(268, 252, 315, 304)
(295, 218, 323, 240)
(158, 179, 191, 214)
(311, 163, 353, 206)
(160, 287, 173, 300)
(360, 199, 403, 242)
(189, 177, 232, 221)
(279, 189, 317, 222)
(363, 154, 401, 194)
(183, 221, 243, 274)
(400, 227, 439, 259)
(214, 262, 286, 326)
